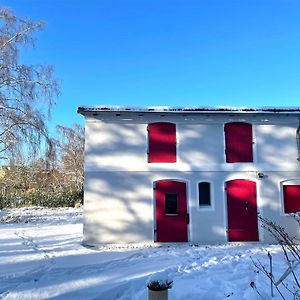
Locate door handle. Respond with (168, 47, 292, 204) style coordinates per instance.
(245, 201, 249, 211)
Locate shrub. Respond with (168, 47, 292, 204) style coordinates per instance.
(0, 189, 83, 208)
(147, 273, 173, 291)
(251, 214, 300, 299)
(147, 280, 173, 291)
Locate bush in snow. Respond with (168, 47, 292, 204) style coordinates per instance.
(147, 273, 173, 291)
(0, 190, 83, 208)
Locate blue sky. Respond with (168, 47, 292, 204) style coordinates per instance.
(2, 0, 300, 128)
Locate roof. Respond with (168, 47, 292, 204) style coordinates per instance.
(77, 105, 300, 115)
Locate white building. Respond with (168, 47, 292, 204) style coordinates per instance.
(78, 106, 300, 245)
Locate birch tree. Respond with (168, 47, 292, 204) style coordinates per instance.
(0, 7, 59, 160)
(55, 124, 84, 191)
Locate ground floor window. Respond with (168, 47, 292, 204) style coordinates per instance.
(198, 182, 211, 207)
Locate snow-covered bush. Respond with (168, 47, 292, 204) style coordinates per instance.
(147, 273, 173, 291)
(0, 190, 83, 208)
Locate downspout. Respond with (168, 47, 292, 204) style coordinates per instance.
(297, 117, 300, 161)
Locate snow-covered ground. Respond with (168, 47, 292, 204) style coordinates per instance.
(0, 207, 298, 300)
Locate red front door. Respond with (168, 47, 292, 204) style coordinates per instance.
(226, 179, 259, 241)
(155, 180, 188, 242)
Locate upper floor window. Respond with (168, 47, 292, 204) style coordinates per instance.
(224, 122, 253, 163)
(283, 184, 300, 213)
(198, 182, 211, 207)
(148, 122, 176, 163)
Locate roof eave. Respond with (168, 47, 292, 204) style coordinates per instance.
(77, 105, 300, 115)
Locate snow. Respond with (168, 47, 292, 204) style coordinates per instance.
(77, 105, 300, 114)
(0, 207, 299, 299)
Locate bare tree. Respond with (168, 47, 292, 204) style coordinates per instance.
(0, 7, 59, 160)
(0, 124, 84, 208)
(251, 214, 300, 299)
(55, 124, 84, 191)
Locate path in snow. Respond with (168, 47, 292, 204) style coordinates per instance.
(0, 207, 298, 299)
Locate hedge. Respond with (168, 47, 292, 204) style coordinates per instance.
(0, 190, 83, 208)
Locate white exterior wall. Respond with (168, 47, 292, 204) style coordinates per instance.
(83, 112, 300, 245)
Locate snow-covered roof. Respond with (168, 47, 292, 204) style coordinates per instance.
(77, 105, 300, 115)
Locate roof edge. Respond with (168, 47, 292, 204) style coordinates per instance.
(77, 105, 300, 115)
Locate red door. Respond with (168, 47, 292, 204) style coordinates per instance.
(226, 179, 259, 241)
(155, 180, 188, 242)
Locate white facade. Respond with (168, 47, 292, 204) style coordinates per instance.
(79, 106, 300, 245)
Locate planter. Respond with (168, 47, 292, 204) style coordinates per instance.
(147, 276, 172, 300)
(148, 288, 168, 300)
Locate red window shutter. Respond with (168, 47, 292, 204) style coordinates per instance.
(148, 122, 176, 163)
(225, 122, 253, 163)
(283, 185, 300, 213)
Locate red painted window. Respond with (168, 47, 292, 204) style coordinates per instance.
(283, 185, 300, 213)
(148, 122, 176, 163)
(224, 122, 253, 163)
(165, 193, 178, 215)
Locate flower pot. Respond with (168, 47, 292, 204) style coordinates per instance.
(148, 288, 168, 300)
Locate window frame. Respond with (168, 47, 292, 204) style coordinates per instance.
(164, 192, 179, 215)
(197, 180, 215, 211)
